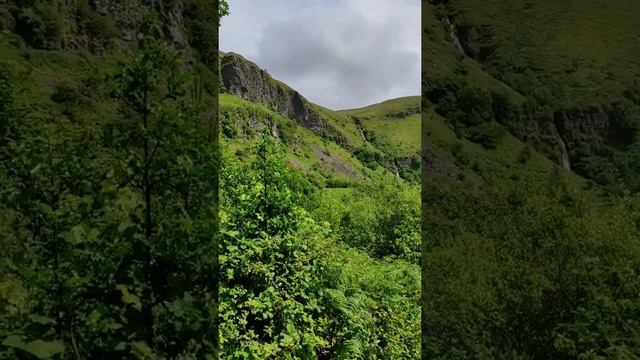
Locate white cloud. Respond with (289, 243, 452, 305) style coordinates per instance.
(220, 0, 420, 110)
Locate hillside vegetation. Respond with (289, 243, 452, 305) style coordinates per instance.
(0, 2, 230, 358)
(0, 19, 223, 360)
(423, 0, 640, 358)
(218, 52, 422, 357)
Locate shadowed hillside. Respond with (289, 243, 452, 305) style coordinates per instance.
(423, 0, 640, 358)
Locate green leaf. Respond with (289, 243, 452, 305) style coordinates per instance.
(222, 229, 240, 238)
(3, 335, 65, 359)
(2, 335, 24, 349)
(115, 284, 142, 311)
(28, 314, 56, 325)
(23, 340, 65, 359)
(131, 341, 157, 359)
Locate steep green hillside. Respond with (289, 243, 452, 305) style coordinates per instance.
(439, 0, 640, 106)
(220, 93, 384, 186)
(423, 1, 640, 358)
(341, 96, 421, 157)
(425, 0, 640, 192)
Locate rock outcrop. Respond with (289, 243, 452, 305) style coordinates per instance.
(5, 0, 190, 52)
(220, 52, 348, 146)
(510, 104, 636, 171)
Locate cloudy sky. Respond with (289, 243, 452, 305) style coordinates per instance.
(220, 0, 420, 110)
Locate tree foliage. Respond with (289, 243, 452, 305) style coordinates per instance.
(0, 11, 219, 358)
(423, 175, 640, 359)
(218, 135, 420, 358)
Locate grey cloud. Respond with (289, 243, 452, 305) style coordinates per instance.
(222, 0, 420, 109)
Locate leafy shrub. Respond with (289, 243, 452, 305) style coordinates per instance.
(491, 90, 521, 123)
(427, 76, 495, 127)
(311, 180, 420, 262)
(450, 141, 470, 165)
(0, 61, 17, 144)
(456, 86, 494, 126)
(51, 83, 81, 104)
(468, 121, 505, 149)
(325, 178, 353, 188)
(353, 147, 383, 169)
(423, 176, 640, 358)
(0, 8, 14, 31)
(607, 99, 640, 148)
(277, 119, 297, 145)
(14, 2, 64, 49)
(517, 144, 533, 163)
(220, 115, 239, 138)
(220, 136, 420, 357)
(219, 136, 330, 357)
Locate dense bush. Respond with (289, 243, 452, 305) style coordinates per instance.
(467, 121, 506, 149)
(277, 119, 297, 146)
(310, 180, 420, 263)
(13, 1, 64, 49)
(184, 0, 218, 67)
(353, 147, 383, 169)
(426, 76, 496, 127)
(219, 136, 420, 358)
(517, 144, 532, 163)
(76, 1, 117, 43)
(423, 175, 640, 359)
(607, 99, 640, 148)
(50, 83, 81, 104)
(219, 136, 329, 357)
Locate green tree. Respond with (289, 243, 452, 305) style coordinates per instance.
(219, 134, 330, 358)
(1, 10, 220, 359)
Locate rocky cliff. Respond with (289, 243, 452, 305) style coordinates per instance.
(2, 0, 197, 53)
(507, 103, 639, 176)
(220, 52, 348, 146)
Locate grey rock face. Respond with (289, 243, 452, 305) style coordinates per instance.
(511, 104, 634, 171)
(52, 0, 188, 52)
(220, 52, 348, 146)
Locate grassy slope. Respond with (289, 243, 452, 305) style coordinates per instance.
(424, 108, 592, 193)
(220, 93, 399, 185)
(445, 0, 640, 106)
(0, 30, 219, 123)
(423, 1, 626, 195)
(220, 50, 430, 185)
(423, 3, 524, 102)
(341, 96, 421, 157)
(0, 33, 126, 126)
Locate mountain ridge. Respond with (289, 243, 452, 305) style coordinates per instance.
(219, 51, 422, 182)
